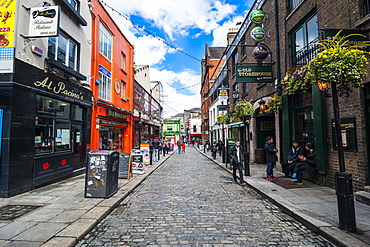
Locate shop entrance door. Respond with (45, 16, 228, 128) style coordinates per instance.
(72, 123, 83, 169)
(295, 107, 314, 150)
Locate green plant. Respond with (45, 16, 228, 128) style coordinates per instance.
(266, 94, 282, 111)
(307, 30, 370, 88)
(216, 114, 229, 125)
(231, 100, 255, 118)
(282, 65, 312, 95)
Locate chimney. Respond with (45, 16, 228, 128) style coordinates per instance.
(227, 28, 239, 45)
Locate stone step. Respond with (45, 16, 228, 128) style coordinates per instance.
(354, 191, 370, 206)
(364, 186, 370, 193)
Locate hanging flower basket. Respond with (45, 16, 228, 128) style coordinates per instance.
(230, 100, 255, 119)
(306, 30, 370, 88)
(282, 65, 312, 95)
(266, 94, 282, 111)
(216, 114, 229, 125)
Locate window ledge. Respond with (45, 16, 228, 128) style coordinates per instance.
(355, 13, 370, 27)
(45, 57, 87, 80)
(55, 0, 87, 26)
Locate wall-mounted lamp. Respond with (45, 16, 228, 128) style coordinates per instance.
(258, 99, 266, 111)
(44, 68, 59, 74)
(318, 80, 330, 91)
(43, 2, 51, 6)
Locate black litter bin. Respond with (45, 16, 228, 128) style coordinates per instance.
(85, 150, 119, 198)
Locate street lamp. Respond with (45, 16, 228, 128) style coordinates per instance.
(319, 81, 356, 232)
(258, 99, 266, 111)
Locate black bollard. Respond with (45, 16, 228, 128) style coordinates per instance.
(158, 148, 160, 160)
(149, 150, 153, 165)
(244, 152, 250, 176)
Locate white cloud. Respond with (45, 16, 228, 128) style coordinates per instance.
(211, 15, 246, 46)
(106, 0, 237, 40)
(150, 68, 201, 117)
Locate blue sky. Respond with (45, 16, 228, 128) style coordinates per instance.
(104, 0, 253, 117)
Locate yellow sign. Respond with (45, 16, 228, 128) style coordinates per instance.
(0, 0, 16, 47)
(34, 77, 85, 100)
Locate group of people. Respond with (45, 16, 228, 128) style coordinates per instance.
(229, 137, 316, 185)
(177, 141, 186, 154)
(149, 138, 172, 161)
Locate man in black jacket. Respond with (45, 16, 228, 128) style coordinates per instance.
(292, 142, 316, 184)
(264, 136, 278, 181)
(281, 140, 303, 178)
(229, 140, 245, 185)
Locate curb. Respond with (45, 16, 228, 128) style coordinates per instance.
(41, 151, 175, 247)
(196, 147, 368, 247)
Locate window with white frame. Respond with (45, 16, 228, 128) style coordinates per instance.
(98, 65, 112, 101)
(121, 81, 126, 99)
(48, 33, 78, 70)
(99, 22, 113, 61)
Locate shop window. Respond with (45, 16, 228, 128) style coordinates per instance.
(55, 120, 70, 152)
(48, 33, 79, 71)
(98, 69, 112, 101)
(35, 117, 53, 154)
(291, 14, 319, 67)
(71, 105, 83, 120)
(99, 126, 123, 151)
(36, 95, 70, 118)
(99, 22, 113, 61)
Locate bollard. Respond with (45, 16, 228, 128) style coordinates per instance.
(163, 146, 166, 157)
(149, 150, 153, 165)
(158, 148, 160, 160)
(244, 152, 250, 176)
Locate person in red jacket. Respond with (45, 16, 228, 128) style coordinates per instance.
(181, 142, 186, 153)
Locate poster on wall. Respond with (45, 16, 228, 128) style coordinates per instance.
(28, 6, 60, 37)
(0, 0, 16, 73)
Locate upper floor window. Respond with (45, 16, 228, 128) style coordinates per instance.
(48, 33, 78, 71)
(232, 51, 238, 75)
(99, 22, 113, 61)
(121, 52, 126, 71)
(121, 81, 126, 99)
(67, 0, 78, 11)
(291, 14, 319, 67)
(289, 0, 305, 12)
(363, 0, 370, 16)
(98, 65, 112, 101)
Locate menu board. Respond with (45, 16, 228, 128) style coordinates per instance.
(118, 152, 131, 179)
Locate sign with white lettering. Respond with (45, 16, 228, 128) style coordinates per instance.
(236, 65, 273, 83)
(28, 6, 60, 37)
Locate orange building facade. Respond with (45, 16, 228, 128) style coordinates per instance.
(89, 0, 134, 153)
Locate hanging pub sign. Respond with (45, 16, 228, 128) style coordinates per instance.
(250, 27, 266, 41)
(253, 44, 270, 60)
(321, 29, 370, 51)
(28, 6, 60, 38)
(249, 9, 265, 23)
(236, 65, 273, 83)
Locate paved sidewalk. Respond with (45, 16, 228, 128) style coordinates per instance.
(198, 147, 370, 247)
(0, 151, 175, 247)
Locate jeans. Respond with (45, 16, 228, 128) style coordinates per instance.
(153, 149, 159, 161)
(178, 146, 181, 153)
(266, 162, 275, 177)
(232, 161, 244, 183)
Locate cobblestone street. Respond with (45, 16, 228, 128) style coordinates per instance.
(77, 147, 335, 246)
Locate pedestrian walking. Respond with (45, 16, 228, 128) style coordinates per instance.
(281, 140, 303, 178)
(166, 141, 170, 154)
(264, 136, 278, 181)
(216, 139, 224, 157)
(177, 141, 181, 154)
(152, 138, 160, 162)
(291, 142, 316, 184)
(229, 140, 245, 185)
(181, 142, 186, 153)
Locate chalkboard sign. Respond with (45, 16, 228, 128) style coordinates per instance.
(118, 152, 131, 179)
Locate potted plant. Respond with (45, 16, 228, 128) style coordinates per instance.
(266, 94, 282, 112)
(230, 100, 255, 119)
(216, 114, 229, 125)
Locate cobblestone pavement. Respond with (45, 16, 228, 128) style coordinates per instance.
(77, 147, 335, 247)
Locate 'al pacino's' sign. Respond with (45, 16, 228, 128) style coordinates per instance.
(34, 77, 84, 100)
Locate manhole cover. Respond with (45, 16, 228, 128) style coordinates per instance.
(0, 205, 41, 221)
(136, 192, 159, 201)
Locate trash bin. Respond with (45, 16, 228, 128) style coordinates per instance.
(85, 150, 119, 198)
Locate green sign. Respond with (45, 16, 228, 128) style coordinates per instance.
(249, 9, 265, 23)
(250, 27, 266, 41)
(332, 117, 357, 151)
(322, 29, 369, 51)
(236, 65, 273, 83)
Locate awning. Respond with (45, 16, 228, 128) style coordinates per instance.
(227, 122, 244, 128)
